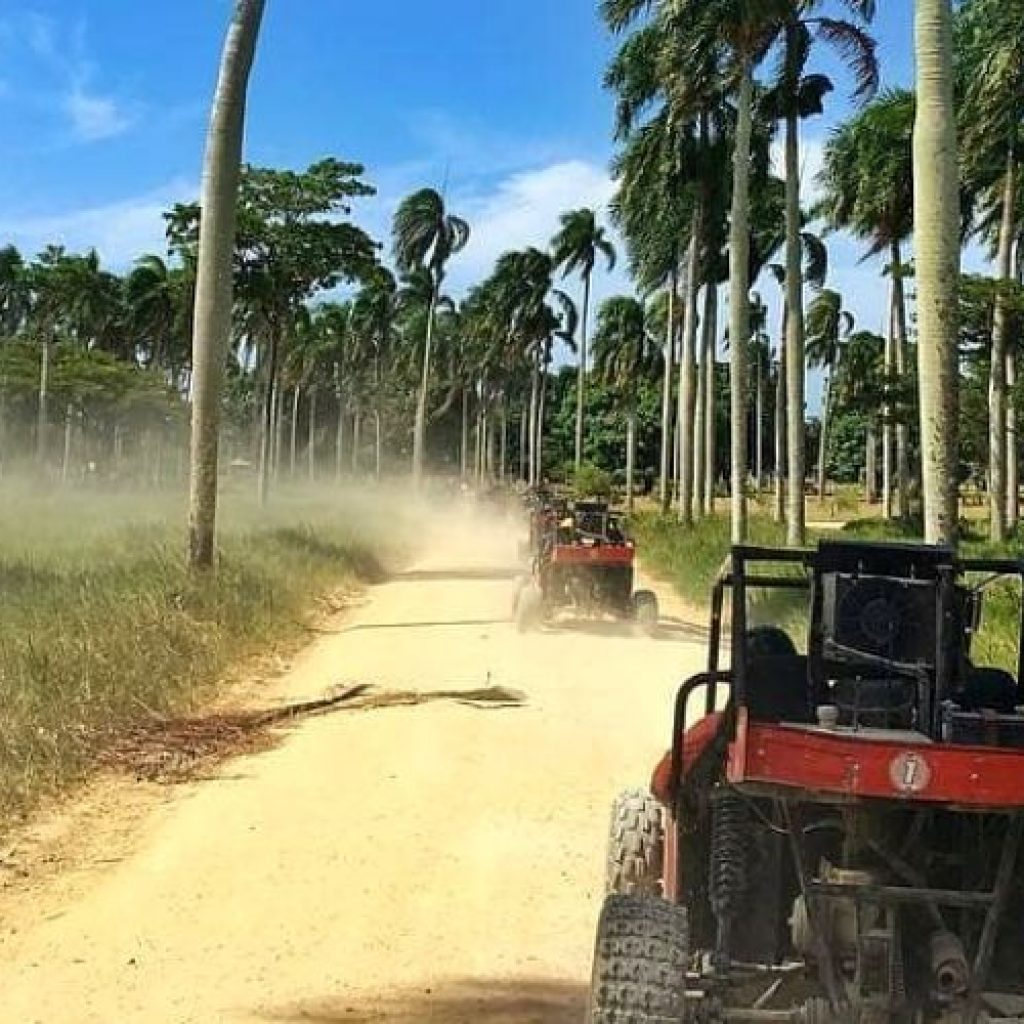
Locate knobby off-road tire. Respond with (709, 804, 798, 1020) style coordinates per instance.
(631, 590, 659, 638)
(587, 894, 689, 1024)
(515, 582, 544, 633)
(606, 789, 664, 897)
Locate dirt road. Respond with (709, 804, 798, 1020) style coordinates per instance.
(0, 509, 708, 1023)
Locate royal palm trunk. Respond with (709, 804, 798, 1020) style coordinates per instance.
(694, 286, 712, 518)
(460, 387, 470, 479)
(61, 404, 73, 484)
(914, 0, 961, 544)
(308, 388, 317, 481)
(258, 322, 280, 506)
(290, 386, 300, 477)
(784, 106, 806, 546)
(883, 293, 894, 520)
(990, 146, 1016, 540)
(36, 333, 51, 468)
(351, 407, 361, 474)
(626, 410, 636, 512)
(411, 288, 438, 488)
(891, 241, 912, 522)
(678, 215, 701, 525)
(729, 63, 754, 543)
(866, 423, 878, 503)
(528, 356, 540, 486)
(575, 273, 591, 471)
(187, 0, 265, 568)
(818, 373, 832, 501)
(704, 286, 718, 516)
(659, 268, 678, 511)
(499, 400, 507, 482)
(755, 348, 764, 490)
(775, 341, 786, 523)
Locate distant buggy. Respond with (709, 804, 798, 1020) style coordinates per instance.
(514, 500, 658, 633)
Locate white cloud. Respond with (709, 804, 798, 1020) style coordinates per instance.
(449, 159, 618, 290)
(66, 85, 133, 142)
(0, 178, 197, 268)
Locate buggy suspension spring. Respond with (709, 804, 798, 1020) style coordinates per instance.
(710, 790, 749, 971)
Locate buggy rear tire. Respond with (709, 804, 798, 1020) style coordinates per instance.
(587, 894, 689, 1024)
(631, 590, 659, 637)
(606, 789, 664, 897)
(515, 582, 544, 633)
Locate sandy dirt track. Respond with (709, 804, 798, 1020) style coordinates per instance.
(0, 509, 708, 1023)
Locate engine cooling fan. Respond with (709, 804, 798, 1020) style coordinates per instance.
(823, 573, 936, 663)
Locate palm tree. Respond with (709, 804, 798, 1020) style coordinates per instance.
(187, 0, 266, 570)
(0, 246, 29, 338)
(762, 2, 876, 544)
(593, 296, 656, 509)
(127, 254, 193, 378)
(609, 116, 690, 512)
(806, 288, 854, 500)
(351, 267, 401, 478)
(551, 208, 616, 473)
(392, 188, 469, 488)
(817, 90, 915, 522)
(914, 0, 961, 543)
(957, 0, 1024, 538)
(767, 231, 828, 529)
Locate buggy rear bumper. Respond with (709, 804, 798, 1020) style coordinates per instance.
(549, 544, 634, 566)
(728, 710, 1024, 807)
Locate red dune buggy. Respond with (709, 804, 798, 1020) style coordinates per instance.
(589, 540, 1024, 1023)
(514, 500, 658, 634)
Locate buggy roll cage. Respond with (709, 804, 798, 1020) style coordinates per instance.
(668, 543, 1024, 800)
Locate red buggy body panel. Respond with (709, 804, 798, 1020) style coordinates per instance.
(549, 543, 635, 567)
(727, 708, 1024, 808)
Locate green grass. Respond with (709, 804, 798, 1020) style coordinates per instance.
(0, 482, 414, 823)
(631, 511, 790, 606)
(633, 509, 1024, 674)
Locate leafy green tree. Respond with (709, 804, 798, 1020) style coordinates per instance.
(832, 329, 886, 499)
(170, 158, 378, 505)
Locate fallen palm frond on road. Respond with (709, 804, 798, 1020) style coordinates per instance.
(99, 684, 528, 784)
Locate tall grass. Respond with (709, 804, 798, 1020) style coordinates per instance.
(0, 482, 413, 822)
(632, 512, 789, 606)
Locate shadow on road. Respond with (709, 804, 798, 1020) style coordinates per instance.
(393, 567, 524, 583)
(543, 614, 708, 643)
(260, 976, 587, 1023)
(341, 618, 512, 633)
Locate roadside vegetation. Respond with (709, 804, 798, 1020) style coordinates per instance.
(0, 484, 412, 823)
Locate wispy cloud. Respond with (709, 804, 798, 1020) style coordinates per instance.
(2, 11, 136, 144)
(65, 86, 133, 142)
(0, 178, 197, 268)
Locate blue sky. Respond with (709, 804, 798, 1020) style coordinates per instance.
(0, 1, 973, 407)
